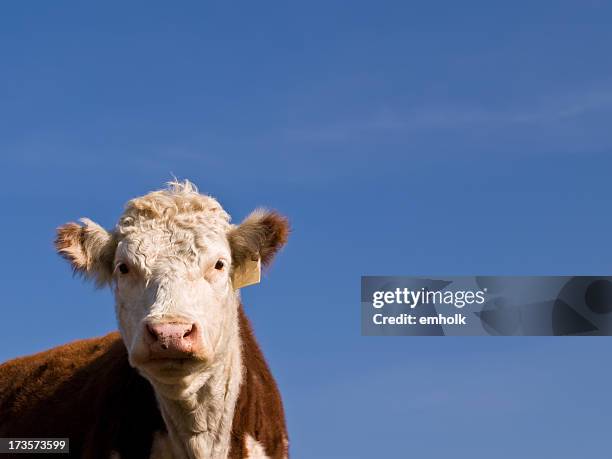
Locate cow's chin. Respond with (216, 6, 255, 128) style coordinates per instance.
(139, 364, 211, 400)
(133, 358, 212, 400)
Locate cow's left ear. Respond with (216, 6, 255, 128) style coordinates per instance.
(228, 209, 290, 271)
(55, 218, 117, 287)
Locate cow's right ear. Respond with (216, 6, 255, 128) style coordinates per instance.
(55, 218, 117, 287)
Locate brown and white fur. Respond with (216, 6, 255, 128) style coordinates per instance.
(0, 180, 290, 459)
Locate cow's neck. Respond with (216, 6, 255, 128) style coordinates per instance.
(152, 306, 243, 459)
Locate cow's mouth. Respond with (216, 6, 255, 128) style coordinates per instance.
(147, 351, 206, 363)
(141, 351, 209, 370)
(148, 352, 195, 361)
(139, 356, 208, 381)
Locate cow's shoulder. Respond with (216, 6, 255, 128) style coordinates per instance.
(0, 332, 123, 424)
(0, 332, 164, 459)
(230, 307, 289, 459)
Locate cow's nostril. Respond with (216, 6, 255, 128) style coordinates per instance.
(146, 324, 159, 341)
(183, 324, 195, 339)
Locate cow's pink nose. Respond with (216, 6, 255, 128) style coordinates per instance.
(145, 321, 200, 358)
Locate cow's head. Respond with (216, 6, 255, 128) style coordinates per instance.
(55, 181, 288, 398)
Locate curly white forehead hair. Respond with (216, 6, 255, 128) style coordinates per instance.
(118, 180, 232, 236)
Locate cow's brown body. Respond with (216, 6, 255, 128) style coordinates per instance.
(0, 306, 288, 459)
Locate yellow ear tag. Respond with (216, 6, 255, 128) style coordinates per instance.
(232, 258, 261, 289)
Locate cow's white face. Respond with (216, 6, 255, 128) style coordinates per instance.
(113, 220, 236, 396)
(55, 181, 289, 400)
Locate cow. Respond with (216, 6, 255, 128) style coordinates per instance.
(0, 180, 290, 459)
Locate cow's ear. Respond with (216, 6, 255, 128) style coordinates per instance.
(55, 218, 117, 287)
(228, 209, 290, 270)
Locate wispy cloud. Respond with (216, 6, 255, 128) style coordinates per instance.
(283, 87, 612, 143)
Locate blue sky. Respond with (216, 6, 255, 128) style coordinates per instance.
(2, 2, 612, 457)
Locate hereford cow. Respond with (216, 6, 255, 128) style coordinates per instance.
(0, 181, 290, 459)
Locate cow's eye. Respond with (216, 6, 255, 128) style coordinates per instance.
(214, 260, 225, 270)
(118, 263, 129, 274)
